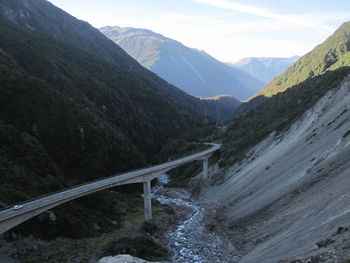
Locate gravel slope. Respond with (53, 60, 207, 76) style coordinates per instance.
(204, 76, 350, 262)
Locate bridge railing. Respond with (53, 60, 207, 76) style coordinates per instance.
(0, 143, 221, 234)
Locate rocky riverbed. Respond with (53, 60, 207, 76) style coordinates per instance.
(0, 174, 240, 263)
(153, 174, 240, 263)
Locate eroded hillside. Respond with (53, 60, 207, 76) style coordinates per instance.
(204, 77, 350, 262)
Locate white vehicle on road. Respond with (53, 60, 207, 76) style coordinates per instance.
(12, 205, 23, 210)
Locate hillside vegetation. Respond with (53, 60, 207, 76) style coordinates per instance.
(0, 0, 235, 239)
(252, 21, 350, 98)
(221, 21, 350, 167)
(204, 21, 350, 262)
(205, 76, 350, 263)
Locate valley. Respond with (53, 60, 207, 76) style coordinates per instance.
(1, 0, 350, 263)
(230, 56, 300, 84)
(154, 174, 238, 263)
(100, 26, 264, 100)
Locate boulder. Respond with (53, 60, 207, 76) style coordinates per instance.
(98, 254, 160, 263)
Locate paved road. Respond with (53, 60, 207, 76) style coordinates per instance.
(0, 143, 221, 234)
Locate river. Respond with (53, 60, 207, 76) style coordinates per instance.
(153, 174, 240, 263)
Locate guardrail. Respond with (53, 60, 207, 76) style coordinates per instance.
(0, 143, 221, 235)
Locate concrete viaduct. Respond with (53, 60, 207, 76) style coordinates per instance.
(0, 143, 221, 235)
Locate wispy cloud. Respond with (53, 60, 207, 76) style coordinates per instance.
(164, 11, 342, 36)
(49, 0, 350, 62)
(189, 0, 279, 19)
(187, 0, 349, 28)
(160, 4, 350, 62)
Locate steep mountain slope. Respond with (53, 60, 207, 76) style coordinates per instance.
(0, 0, 136, 69)
(100, 26, 264, 100)
(0, 0, 238, 239)
(0, 0, 237, 119)
(199, 95, 242, 124)
(221, 67, 350, 167)
(231, 56, 299, 84)
(200, 20, 350, 263)
(253, 21, 350, 98)
(205, 78, 350, 262)
(224, 66, 265, 94)
(220, 21, 350, 166)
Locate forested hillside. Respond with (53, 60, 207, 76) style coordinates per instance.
(252, 21, 350, 99)
(0, 0, 236, 238)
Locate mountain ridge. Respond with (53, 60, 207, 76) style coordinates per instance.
(230, 56, 300, 84)
(220, 19, 350, 170)
(100, 26, 265, 100)
(251, 21, 350, 99)
(203, 19, 350, 263)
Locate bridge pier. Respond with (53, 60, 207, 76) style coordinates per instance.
(0, 144, 221, 234)
(202, 158, 209, 179)
(143, 179, 152, 220)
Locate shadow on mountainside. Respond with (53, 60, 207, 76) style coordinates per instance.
(220, 66, 350, 167)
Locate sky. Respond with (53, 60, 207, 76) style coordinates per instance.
(48, 0, 350, 62)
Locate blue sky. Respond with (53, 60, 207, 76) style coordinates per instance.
(48, 0, 350, 62)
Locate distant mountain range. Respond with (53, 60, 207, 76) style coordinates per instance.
(1, 0, 350, 261)
(100, 26, 264, 101)
(230, 56, 300, 84)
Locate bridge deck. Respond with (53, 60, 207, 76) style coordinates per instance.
(0, 143, 220, 233)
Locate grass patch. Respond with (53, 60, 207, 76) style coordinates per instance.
(16, 199, 167, 263)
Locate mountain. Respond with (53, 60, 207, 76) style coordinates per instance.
(231, 56, 299, 84)
(0, 0, 239, 238)
(222, 20, 350, 168)
(206, 77, 350, 263)
(201, 21, 350, 262)
(100, 26, 264, 101)
(252, 21, 350, 99)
